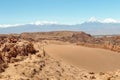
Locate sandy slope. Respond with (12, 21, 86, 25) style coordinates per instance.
(0, 42, 96, 80)
(1, 42, 120, 80)
(45, 43, 120, 72)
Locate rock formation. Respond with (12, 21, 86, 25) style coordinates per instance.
(0, 36, 37, 73)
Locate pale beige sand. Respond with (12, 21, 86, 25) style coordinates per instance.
(45, 44, 120, 73)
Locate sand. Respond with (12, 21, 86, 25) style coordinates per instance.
(45, 43, 120, 73)
(1, 41, 120, 80)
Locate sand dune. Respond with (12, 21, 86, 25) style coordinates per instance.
(45, 43, 120, 72)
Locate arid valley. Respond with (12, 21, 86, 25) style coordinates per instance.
(0, 31, 120, 80)
(1, 0, 120, 80)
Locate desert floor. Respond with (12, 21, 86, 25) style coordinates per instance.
(45, 43, 120, 73)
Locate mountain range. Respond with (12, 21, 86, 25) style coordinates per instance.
(0, 21, 120, 35)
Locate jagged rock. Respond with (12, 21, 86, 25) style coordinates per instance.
(0, 36, 37, 73)
(7, 35, 19, 43)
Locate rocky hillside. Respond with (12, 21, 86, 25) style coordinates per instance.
(0, 36, 37, 73)
(76, 36, 120, 53)
(20, 31, 93, 41)
(0, 35, 94, 80)
(0, 35, 120, 80)
(20, 31, 120, 53)
(0, 31, 120, 53)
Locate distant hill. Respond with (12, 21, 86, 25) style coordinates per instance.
(0, 22, 120, 35)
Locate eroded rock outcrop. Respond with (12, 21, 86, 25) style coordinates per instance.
(0, 36, 37, 73)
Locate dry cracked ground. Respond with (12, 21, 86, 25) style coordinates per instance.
(0, 31, 120, 80)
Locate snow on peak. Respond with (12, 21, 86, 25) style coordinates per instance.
(88, 17, 98, 22)
(103, 18, 120, 23)
(88, 17, 120, 23)
(30, 21, 58, 25)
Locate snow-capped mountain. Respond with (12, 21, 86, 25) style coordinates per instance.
(0, 19, 120, 35)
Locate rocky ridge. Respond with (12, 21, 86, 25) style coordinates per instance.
(20, 31, 120, 53)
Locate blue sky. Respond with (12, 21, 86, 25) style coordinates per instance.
(0, 0, 120, 24)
